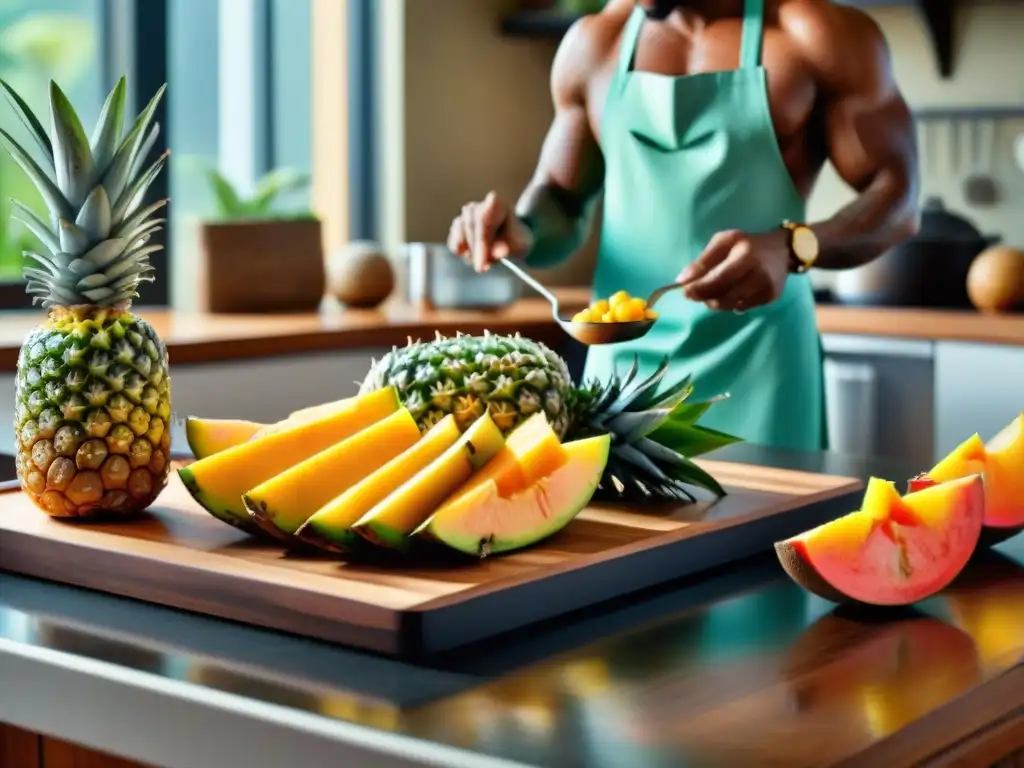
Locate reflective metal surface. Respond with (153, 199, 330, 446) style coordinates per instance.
(1, 444, 1022, 767)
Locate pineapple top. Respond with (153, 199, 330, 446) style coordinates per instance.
(359, 330, 576, 437)
(0, 76, 168, 309)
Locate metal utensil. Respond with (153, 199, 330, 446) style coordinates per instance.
(964, 118, 998, 206)
(501, 259, 690, 345)
(500, 259, 655, 345)
(948, 118, 962, 176)
(916, 117, 933, 194)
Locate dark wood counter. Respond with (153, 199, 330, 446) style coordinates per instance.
(815, 304, 1024, 346)
(0, 292, 1022, 371)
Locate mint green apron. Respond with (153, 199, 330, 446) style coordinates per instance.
(582, 0, 826, 451)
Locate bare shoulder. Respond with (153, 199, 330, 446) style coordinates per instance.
(778, 0, 897, 94)
(550, 4, 632, 105)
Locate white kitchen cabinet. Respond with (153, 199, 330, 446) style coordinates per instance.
(822, 334, 935, 468)
(935, 341, 1024, 459)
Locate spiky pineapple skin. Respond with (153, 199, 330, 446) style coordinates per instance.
(15, 306, 171, 518)
(359, 332, 574, 438)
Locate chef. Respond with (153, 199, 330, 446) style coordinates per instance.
(448, 0, 919, 452)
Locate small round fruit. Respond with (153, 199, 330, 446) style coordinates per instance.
(572, 310, 592, 323)
(645, 309, 660, 320)
(590, 299, 610, 315)
(967, 245, 1024, 313)
(601, 311, 615, 322)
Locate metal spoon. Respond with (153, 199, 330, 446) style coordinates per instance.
(500, 259, 683, 345)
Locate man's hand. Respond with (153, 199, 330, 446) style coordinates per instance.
(447, 192, 534, 273)
(676, 229, 792, 312)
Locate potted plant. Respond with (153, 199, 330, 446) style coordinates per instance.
(198, 166, 326, 313)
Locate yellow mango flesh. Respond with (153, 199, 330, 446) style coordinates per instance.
(928, 433, 987, 484)
(572, 290, 656, 323)
(178, 387, 399, 530)
(288, 397, 356, 420)
(351, 413, 505, 550)
(297, 415, 462, 551)
(243, 408, 422, 536)
(248, 396, 357, 441)
(184, 399, 358, 459)
(185, 417, 266, 460)
(452, 412, 567, 498)
(416, 434, 610, 556)
(925, 417, 1024, 529)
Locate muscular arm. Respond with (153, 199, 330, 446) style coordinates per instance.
(514, 17, 608, 269)
(794, 4, 920, 270)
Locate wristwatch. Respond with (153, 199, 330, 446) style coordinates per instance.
(781, 220, 819, 274)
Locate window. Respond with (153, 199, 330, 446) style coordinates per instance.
(0, 0, 372, 312)
(0, 0, 103, 308)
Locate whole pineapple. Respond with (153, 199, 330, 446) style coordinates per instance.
(359, 331, 739, 501)
(2, 76, 172, 518)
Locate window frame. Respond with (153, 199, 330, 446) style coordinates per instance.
(347, 0, 378, 242)
(0, 0, 169, 310)
(0, 0, 379, 312)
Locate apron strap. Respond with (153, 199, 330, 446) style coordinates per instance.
(614, 5, 646, 94)
(740, 0, 765, 69)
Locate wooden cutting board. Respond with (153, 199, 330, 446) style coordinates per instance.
(0, 461, 862, 656)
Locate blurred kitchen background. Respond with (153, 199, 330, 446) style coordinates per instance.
(0, 0, 1022, 468)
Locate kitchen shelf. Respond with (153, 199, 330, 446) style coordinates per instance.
(914, 107, 1024, 121)
(500, 0, 956, 78)
(500, 9, 578, 37)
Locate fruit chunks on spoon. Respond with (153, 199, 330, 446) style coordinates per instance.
(572, 291, 659, 323)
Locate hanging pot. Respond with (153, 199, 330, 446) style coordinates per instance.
(834, 197, 1001, 308)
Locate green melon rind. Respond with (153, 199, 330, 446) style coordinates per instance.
(355, 519, 414, 552)
(415, 434, 611, 557)
(178, 465, 270, 538)
(240, 494, 296, 542)
(294, 518, 363, 553)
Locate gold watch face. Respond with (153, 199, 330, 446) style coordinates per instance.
(791, 225, 819, 265)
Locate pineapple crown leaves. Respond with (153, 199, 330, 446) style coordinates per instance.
(578, 355, 742, 499)
(0, 75, 170, 308)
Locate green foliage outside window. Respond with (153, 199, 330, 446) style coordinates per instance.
(0, 1, 95, 280)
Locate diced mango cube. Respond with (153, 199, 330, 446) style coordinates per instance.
(609, 291, 631, 308)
